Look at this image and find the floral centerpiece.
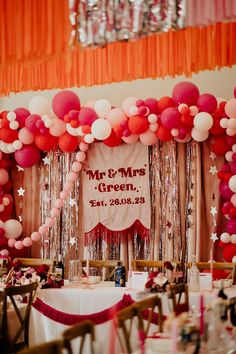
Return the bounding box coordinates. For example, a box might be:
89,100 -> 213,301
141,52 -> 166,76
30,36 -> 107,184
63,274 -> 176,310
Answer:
5,259 -> 63,288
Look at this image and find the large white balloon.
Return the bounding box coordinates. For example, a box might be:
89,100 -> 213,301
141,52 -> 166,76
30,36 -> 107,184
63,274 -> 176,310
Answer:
229,175 -> 236,193
193,112 -> 213,131
66,123 -> 83,137
28,96 -> 50,116
91,119 -> 112,140
220,232 -> 231,243
4,219 -> 23,239
191,127 -> 209,142
94,99 -> 111,118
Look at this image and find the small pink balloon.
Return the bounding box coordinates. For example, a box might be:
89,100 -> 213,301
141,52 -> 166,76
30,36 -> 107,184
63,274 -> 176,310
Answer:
49,118 -> 66,137
0,169 -> 9,185
123,129 -> 131,137
45,217 -> 54,227
139,130 -> 158,145
72,162 -> 82,172
0,249 -> 9,256
79,107 -> 97,126
14,107 -> 30,128
31,231 -> 41,242
76,151 -> 86,162
50,208 -> 60,218
225,99 -> 236,118
122,97 -> 139,117
60,190 -> 69,200
64,181 -> 73,192
54,199 -> 64,208
8,238 -> 16,247
25,114 -> 41,133
15,240 -> 24,249
106,108 -> 127,128
18,127 -> 35,145
79,142 -> 89,152
122,134 -> 139,144
0,205 -> 4,212
67,172 -> 78,182
23,237 -> 33,247
38,225 -> 48,235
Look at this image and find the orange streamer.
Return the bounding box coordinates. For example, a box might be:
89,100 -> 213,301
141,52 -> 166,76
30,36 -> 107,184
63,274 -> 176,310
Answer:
0,0 -> 236,96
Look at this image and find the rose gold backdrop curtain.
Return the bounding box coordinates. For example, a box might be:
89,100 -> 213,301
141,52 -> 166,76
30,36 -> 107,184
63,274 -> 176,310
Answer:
11,142 -> 224,273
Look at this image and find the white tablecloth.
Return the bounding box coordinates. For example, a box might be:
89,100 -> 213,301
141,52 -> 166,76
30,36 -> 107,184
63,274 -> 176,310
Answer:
29,283 -> 236,354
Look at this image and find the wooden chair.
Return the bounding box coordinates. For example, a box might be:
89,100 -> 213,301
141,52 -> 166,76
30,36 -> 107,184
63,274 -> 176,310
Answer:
115,295 -> 163,354
132,260 -> 180,274
167,283 -> 189,315
187,262 -> 236,283
80,260 -> 122,281
14,258 -> 55,273
18,340 -> 63,354
62,319 -> 95,354
1,282 -> 38,354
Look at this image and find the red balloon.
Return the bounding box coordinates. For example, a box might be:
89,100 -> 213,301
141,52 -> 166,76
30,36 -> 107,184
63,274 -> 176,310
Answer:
128,116 -> 149,134
229,207 -> 236,218
0,202 -> 13,221
103,130 -> 122,147
14,107 -> 30,128
172,81 -> 200,106
144,98 -> 158,114
210,118 -> 225,136
156,125 -> 172,141
52,91 -> 81,120
157,97 -> 175,113
161,108 -> 181,129
222,244 -> 236,262
2,179 -> 13,193
209,135 -> 231,156
58,133 -> 78,152
0,234 -> 7,247
202,269 -> 228,280
25,114 -> 41,134
219,180 -> 234,201
0,128 -> 18,143
181,114 -> 194,127
113,124 -> 123,138
14,144 -> 41,168
197,93 -> 217,113
35,133 -> 58,151
0,159 -> 10,169
0,117 -> 10,128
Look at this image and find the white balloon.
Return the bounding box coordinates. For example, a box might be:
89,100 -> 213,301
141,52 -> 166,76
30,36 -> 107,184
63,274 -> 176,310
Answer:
189,106 -> 198,116
0,141 -> 10,154
129,106 -> 138,116
229,175 -> 236,193
44,118 -> 53,128
194,112 -> 213,131
225,151 -> 233,162
228,118 -> 236,129
7,111 -> 16,121
91,119 -> 112,140
232,144 -> 236,153
9,121 -> 19,130
220,118 -> 229,128
28,96 -> 50,116
94,99 -> 111,118
149,123 -> 158,132
7,144 -> 16,153
232,256 -> 236,263
84,134 -> 94,144
66,123 -> 83,137
148,114 -> 157,124
191,127 -> 209,142
231,234 -> 236,244
171,129 -> 179,137
13,140 -> 23,150
4,219 -> 23,239
226,128 -> 236,136
220,232 -> 231,243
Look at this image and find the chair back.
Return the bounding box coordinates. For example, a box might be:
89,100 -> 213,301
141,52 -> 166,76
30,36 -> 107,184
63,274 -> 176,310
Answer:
63,319 -> 95,354
80,260 -> 122,281
132,260 -> 180,272
167,283 -> 189,315
14,258 -> 55,273
115,295 -> 163,353
1,282 -> 38,354
17,340 -> 63,354
188,262 -> 236,283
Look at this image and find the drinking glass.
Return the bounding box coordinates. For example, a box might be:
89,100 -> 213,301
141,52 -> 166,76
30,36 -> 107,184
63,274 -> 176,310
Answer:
69,260 -> 82,282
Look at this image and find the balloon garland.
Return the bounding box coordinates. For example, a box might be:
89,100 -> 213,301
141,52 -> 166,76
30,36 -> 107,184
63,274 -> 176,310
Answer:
0,81 -> 236,262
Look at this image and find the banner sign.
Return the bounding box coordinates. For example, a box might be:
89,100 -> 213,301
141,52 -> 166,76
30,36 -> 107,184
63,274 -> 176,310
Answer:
82,142 -> 150,234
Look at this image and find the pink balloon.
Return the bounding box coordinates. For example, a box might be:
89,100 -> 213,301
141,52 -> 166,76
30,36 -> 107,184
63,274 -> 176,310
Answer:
144,98 -> 158,114
139,130 -> 158,145
219,180 -> 234,201
76,151 -> 86,162
8,238 -> 16,247
72,162 -> 82,172
67,172 -> 78,182
54,199 -> 64,208
225,99 -> 236,118
122,97 -> 138,117
161,108 -> 181,129
197,93 -> 217,113
49,118 -> 66,137
0,249 -> 9,256
122,134 -> 139,144
64,181 -> 73,191
31,231 -> 41,241
221,163 -> 231,173
172,81 -> 200,106
234,87 -> 236,99
14,144 -> 41,168
60,191 -> 69,200
45,217 -> 54,227
79,142 -> 89,152
0,169 -> 9,185
106,108 -> 127,128
79,107 -> 97,126
15,240 -> 24,250
23,237 -> 33,247
50,208 -> 60,218
18,127 -> 34,145
231,162 -> 236,174
38,225 -> 48,235
25,114 -> 41,133
52,90 -> 80,119
226,219 -> 236,234
14,107 -> 30,128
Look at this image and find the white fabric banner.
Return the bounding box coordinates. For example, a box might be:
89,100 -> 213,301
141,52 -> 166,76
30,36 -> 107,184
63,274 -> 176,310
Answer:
82,142 -> 151,233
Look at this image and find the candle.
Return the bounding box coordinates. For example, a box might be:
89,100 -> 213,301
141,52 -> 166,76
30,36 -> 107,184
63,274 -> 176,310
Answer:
200,293 -> 204,336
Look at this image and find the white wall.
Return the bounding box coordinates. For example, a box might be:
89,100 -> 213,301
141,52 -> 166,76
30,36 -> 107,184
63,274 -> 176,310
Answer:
0,66 -> 235,110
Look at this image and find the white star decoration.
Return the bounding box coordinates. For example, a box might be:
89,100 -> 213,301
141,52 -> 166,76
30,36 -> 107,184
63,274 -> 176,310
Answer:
17,187 -> 25,196
17,165 -> 24,171
69,198 -> 77,207
42,156 -> 50,165
210,233 -> 218,242
209,166 -> 218,175
69,237 -> 77,246
210,207 -> 217,216
210,152 -> 216,160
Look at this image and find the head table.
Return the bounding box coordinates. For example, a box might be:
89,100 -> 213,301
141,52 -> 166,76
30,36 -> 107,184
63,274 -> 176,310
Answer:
28,282 -> 236,353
